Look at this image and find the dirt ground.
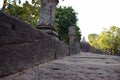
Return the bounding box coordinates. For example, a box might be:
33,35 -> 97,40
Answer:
1,52 -> 120,80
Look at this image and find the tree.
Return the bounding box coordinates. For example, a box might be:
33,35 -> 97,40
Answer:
88,34 -> 99,49
89,26 -> 120,54
75,25 -> 81,42
97,26 -> 120,54
55,6 -> 81,44
2,0 -> 39,27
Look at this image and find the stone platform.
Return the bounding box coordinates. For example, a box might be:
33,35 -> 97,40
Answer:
1,52 -> 120,80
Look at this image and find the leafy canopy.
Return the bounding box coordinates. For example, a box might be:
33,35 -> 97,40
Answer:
55,6 -> 81,44
88,26 -> 120,54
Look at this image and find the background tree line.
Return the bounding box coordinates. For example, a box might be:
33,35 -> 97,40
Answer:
88,26 -> 120,55
1,0 -> 81,45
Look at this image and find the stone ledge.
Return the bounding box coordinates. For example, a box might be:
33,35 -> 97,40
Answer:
0,11 -> 69,77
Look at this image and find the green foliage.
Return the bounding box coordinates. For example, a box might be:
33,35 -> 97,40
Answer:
88,34 -> 99,49
21,1 -> 39,26
74,26 -> 81,41
88,34 -> 98,46
2,0 -> 39,27
88,26 -> 120,54
55,6 -> 81,44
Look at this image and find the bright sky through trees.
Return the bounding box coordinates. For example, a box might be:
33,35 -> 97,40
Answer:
0,0 -> 120,41
58,0 -> 120,41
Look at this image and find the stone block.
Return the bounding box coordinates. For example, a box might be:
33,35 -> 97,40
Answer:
0,11 -> 70,77
0,11 -> 55,77
54,40 -> 69,59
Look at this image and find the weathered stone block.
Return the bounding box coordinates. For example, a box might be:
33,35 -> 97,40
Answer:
0,11 -> 55,77
69,43 -> 80,55
0,11 -> 73,77
55,40 -> 69,59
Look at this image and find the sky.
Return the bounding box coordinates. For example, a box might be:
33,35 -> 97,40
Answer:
0,0 -> 120,41
58,0 -> 120,41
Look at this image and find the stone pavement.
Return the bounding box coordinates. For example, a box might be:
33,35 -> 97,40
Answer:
1,52 -> 120,80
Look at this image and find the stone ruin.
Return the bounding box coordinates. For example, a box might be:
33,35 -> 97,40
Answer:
36,0 -> 59,39
0,0 -> 80,77
69,26 -> 80,54
0,11 -> 69,77
80,37 -> 90,52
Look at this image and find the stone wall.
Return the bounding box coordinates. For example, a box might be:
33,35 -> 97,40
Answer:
0,11 -> 69,77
